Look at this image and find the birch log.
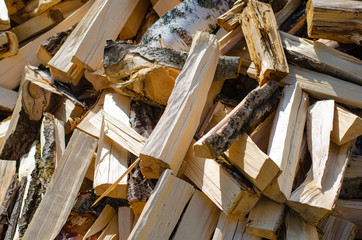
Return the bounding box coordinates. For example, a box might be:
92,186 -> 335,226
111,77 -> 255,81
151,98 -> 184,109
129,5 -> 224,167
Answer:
139,31 -> 219,179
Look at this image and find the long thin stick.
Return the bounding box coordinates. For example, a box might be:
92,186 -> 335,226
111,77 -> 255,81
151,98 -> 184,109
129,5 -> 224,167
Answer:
92,157 -> 141,206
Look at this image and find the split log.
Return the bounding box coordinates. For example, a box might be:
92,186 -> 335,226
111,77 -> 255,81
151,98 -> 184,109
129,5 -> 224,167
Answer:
97,213 -> 118,240
275,0 -> 303,25
263,85 -> 308,203
0,86 -> 17,115
84,67 -> 109,91
193,80 -> 279,159
139,31 -> 219,179
183,142 -> 260,219
307,100 -> 335,189
0,160 -> 16,204
0,119 -> 10,146
0,66 -> 62,161
36,25 -> 75,66
118,207 -> 134,240
249,111 -> 275,154
218,27 -> 244,55
287,141 -> 354,225
339,155 -> 362,199
217,0 -> 247,32
285,210 -> 318,240
173,190 -> 220,240
246,197 -> 284,240
241,0 -> 289,85
333,199 -> 362,239
306,0 -> 362,45
0,0 -> 10,30
0,0 -> 93,90
83,204 -> 116,239
103,40 -> 240,106
128,170 -> 195,240
332,105 -> 362,146
135,8 -> 159,43
153,0 -> 181,17
280,31 -> 362,86
320,216 -> 358,240
279,65 -> 362,109
31,0 -> 62,16
0,31 -> 18,59
139,0 -> 234,51
224,133 -> 280,192
23,129 -> 97,240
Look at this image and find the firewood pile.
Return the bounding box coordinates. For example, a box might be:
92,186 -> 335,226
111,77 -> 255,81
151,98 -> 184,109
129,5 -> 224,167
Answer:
0,0 -> 362,239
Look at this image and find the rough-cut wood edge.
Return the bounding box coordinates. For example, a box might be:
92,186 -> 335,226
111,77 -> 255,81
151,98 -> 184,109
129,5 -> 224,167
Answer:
0,31 -> 18,59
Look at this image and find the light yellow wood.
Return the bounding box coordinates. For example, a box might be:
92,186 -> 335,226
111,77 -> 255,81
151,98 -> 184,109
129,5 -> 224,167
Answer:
139,31 -> 219,179
217,0 -> 247,32
287,141 -> 354,225
53,118 -> 65,167
23,129 -> 98,240
0,31 -> 18,58
0,86 -> 17,111
212,213 -> 239,240
118,207 -> 134,240
0,0 -> 10,30
128,170 -> 195,240
97,213 -> 119,240
54,96 -> 85,134
153,0 -> 181,17
333,199 -> 362,239
0,0 -> 93,90
85,68 -> 111,90
246,197 -> 284,240
83,205 -> 116,239
0,159 -> 16,204
331,105 -> 362,145
249,111 -> 275,154
173,190 -> 220,240
320,216 -> 358,240
285,210 -> 318,240
225,133 -> 280,192
219,27 -> 244,55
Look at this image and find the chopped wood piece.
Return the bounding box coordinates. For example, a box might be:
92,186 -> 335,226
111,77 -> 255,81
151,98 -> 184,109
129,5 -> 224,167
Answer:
241,0 -> 289,85
194,80 -> 279,159
306,0 -> 362,45
153,0 -> 181,17
140,0 -> 234,50
285,210 -> 318,240
31,0 -> 62,15
218,27 -> 244,55
36,25 -> 74,66
83,205 -> 116,239
184,142 -> 259,219
118,207 -> 133,240
212,212 -> 238,240
128,170 -> 195,240
275,0 -> 303,25
217,0 -> 247,32
0,86 -> 17,114
333,199 -> 362,239
0,119 -> 10,146
53,118 -> 65,167
320,216 -> 358,240
0,31 -> 18,59
332,105 -> 362,145
139,31 -> 219,179
103,40 -> 240,106
23,129 -> 97,240
279,65 -> 362,109
249,111 -> 275,154
287,141 -> 354,225
340,155 -> 362,199
0,0 -> 93,90
84,67 -> 110,91
0,0 -> 10,30
173,190 -> 220,240
246,197 -> 284,240
307,100 -> 334,189
97,213 -> 118,240
0,160 -> 16,205
0,66 -> 62,161
225,133 -> 280,191
280,31 -> 362,86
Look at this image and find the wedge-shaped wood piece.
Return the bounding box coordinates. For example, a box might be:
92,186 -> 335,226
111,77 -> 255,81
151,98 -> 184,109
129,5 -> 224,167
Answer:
218,27 -> 244,55
0,0 -> 10,30
0,0 -> 93,90
246,197 -> 284,240
332,105 -> 362,145
225,133 -> 280,191
285,210 -> 318,240
249,111 -> 275,154
139,31 -> 219,179
53,118 -> 65,167
279,65 -> 362,109
333,199 -> 362,239
0,160 -> 16,204
0,66 -> 62,161
128,169 -> 195,240
153,0 -> 181,17
118,207 -> 133,240
320,216 -> 358,240
287,141 -> 354,225
98,213 -> 118,240
307,100 -> 334,189
194,80 -> 279,159
184,143 -> 259,219
217,0 -> 247,32
83,205 -> 116,240
340,155 -> 362,199
23,129 -> 97,240
306,0 -> 362,45
241,0 -> 289,85
280,31 -> 362,86
0,31 -> 18,59
173,190 -> 220,240
0,86 -> 17,112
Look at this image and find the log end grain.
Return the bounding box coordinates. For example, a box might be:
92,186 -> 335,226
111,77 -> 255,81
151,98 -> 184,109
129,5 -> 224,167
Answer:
139,154 -> 170,179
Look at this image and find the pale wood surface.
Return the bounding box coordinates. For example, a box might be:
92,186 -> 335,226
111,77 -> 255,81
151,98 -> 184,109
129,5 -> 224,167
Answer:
0,0 -> 93,89
54,96 -> 85,134
0,118 -> 10,147
212,213 -> 239,240
0,86 -> 17,111
32,0 -> 62,15
276,0 -> 303,25
118,207 -> 133,240
53,118 -> 65,167
83,205 -> 116,239
173,190 -> 220,240
0,160 -> 16,204
128,170 -> 195,240
217,0 -> 247,32
98,213 -> 118,240
331,105 -> 362,145
0,31 -> 18,58
320,216 -> 358,240
333,199 -> 362,239
285,210 -> 318,240
0,0 -> 10,30
307,100 -> 334,189
140,31 -> 219,179
153,0 -> 181,17
119,0 -> 149,40
23,130 -> 97,240
249,111 -> 275,154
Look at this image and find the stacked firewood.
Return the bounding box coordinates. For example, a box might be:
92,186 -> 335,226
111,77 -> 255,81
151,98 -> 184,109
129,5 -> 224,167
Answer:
0,0 -> 361,239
